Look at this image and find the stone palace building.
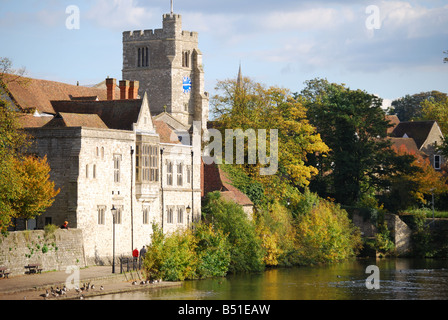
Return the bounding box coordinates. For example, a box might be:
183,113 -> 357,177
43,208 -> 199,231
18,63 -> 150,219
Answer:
4,11 -> 213,265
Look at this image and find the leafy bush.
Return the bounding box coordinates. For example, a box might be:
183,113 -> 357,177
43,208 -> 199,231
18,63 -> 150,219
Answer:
195,223 -> 231,278
202,192 -> 264,273
255,201 -> 296,266
220,164 -> 265,206
373,222 -> 395,255
294,197 -> 362,265
143,224 -> 198,281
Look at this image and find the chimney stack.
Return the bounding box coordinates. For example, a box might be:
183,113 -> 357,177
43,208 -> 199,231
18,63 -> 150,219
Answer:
129,81 -> 140,99
119,80 -> 130,100
106,78 -> 116,101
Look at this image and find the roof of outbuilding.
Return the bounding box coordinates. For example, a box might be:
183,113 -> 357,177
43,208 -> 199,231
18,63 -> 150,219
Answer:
2,74 -> 119,114
202,163 -> 253,207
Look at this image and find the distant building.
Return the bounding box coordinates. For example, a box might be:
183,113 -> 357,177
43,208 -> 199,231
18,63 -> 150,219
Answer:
387,116 -> 445,170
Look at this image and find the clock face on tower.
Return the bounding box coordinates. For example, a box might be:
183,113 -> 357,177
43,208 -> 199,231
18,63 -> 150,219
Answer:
182,76 -> 192,93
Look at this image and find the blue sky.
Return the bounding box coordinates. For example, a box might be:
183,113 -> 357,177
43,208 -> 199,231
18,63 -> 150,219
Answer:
1,0 -> 448,108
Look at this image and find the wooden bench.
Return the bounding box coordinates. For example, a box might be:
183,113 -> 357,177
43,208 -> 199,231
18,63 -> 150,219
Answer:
0,267 -> 10,279
25,264 -> 42,275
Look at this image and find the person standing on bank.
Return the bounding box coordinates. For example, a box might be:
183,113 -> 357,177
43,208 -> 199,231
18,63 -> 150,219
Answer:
139,246 -> 146,268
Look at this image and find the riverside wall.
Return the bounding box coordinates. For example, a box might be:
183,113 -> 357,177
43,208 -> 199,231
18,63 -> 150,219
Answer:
0,229 -> 86,277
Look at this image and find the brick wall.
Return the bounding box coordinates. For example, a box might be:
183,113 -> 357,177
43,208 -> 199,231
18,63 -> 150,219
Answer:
0,229 -> 86,277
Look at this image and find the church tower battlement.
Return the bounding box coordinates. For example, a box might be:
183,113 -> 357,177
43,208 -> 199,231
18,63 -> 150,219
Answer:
122,9 -> 209,132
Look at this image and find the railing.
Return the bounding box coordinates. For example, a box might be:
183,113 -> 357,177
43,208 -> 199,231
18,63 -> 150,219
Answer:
119,256 -> 143,274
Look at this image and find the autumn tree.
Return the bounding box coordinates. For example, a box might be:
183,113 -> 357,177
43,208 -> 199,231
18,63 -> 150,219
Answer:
12,156 -> 60,223
211,77 -> 329,203
383,145 -> 448,212
388,91 -> 447,122
0,58 -> 59,233
300,78 -> 416,206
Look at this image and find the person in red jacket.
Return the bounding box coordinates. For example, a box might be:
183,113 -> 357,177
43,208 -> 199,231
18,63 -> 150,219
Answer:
132,248 -> 139,269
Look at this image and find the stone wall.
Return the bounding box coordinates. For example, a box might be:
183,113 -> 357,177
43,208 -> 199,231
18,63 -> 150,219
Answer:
385,214 -> 413,256
0,229 -> 86,277
351,210 -> 413,256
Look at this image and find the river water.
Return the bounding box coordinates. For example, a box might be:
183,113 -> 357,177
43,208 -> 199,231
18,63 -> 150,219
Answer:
90,258 -> 448,300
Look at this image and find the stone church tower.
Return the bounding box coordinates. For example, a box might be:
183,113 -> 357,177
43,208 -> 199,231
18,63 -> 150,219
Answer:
122,11 -> 209,131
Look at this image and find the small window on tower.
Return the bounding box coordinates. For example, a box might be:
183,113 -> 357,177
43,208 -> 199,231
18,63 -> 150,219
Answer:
137,47 -> 149,68
182,51 -> 190,68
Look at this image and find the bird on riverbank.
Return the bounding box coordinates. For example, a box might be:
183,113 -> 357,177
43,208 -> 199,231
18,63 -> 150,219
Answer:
40,290 -> 49,299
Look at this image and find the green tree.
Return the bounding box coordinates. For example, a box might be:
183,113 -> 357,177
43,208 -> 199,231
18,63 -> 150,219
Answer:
300,78 -> 414,206
194,223 -> 231,278
211,77 -> 329,202
419,96 -> 448,134
388,91 -> 447,122
202,191 -> 264,273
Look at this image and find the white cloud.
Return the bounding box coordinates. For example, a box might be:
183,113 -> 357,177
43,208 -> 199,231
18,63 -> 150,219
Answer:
380,1 -> 448,38
263,7 -> 355,31
85,0 -> 159,30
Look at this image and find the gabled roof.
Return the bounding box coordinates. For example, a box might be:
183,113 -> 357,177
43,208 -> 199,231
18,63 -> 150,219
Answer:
152,111 -> 190,131
50,99 -> 143,131
43,113 -> 108,129
391,121 -> 438,149
2,74 -> 119,114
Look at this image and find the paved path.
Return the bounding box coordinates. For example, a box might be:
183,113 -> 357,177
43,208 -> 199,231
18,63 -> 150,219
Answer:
0,266 -> 179,300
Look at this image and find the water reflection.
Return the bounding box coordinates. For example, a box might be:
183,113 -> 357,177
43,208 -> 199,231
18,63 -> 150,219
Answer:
90,258 -> 448,300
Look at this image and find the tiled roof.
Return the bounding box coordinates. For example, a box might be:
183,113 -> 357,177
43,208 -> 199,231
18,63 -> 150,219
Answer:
16,113 -> 53,128
43,113 -> 108,129
50,99 -> 143,131
385,115 -> 400,135
153,120 -> 181,144
2,74 -> 119,114
202,163 -> 253,207
389,137 -> 420,155
391,121 -> 437,149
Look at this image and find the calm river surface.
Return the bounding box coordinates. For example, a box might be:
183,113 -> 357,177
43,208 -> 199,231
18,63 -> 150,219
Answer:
90,258 -> 448,300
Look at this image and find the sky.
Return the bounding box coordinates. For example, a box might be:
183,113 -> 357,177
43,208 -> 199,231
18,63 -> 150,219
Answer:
1,0 -> 448,109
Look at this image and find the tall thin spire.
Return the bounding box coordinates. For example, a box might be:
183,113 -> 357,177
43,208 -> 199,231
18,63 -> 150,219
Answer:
170,0 -> 174,15
237,62 -> 243,89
